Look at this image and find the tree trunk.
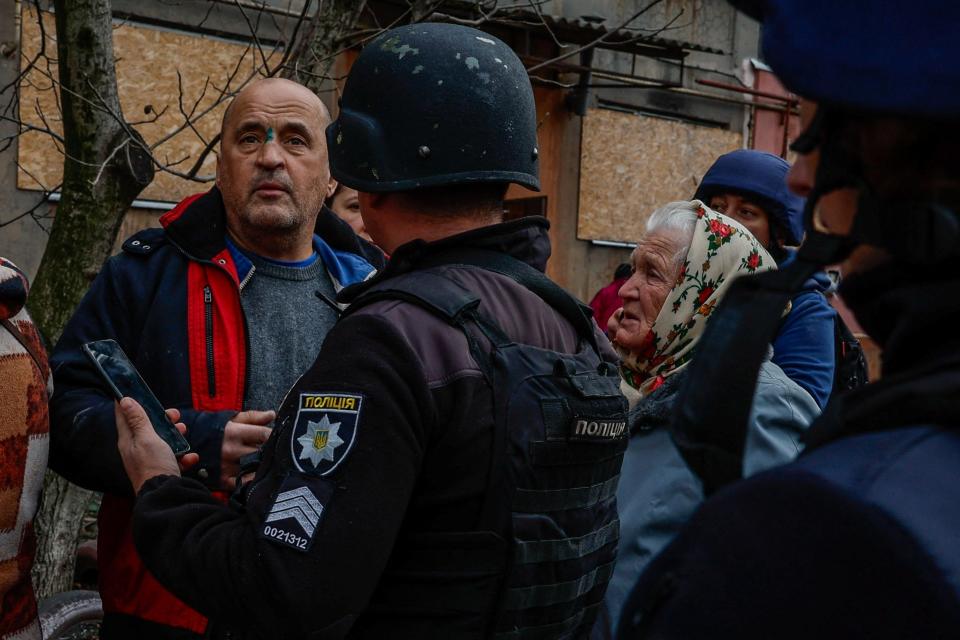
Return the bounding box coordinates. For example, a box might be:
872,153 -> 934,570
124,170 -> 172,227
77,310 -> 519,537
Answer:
283,0 -> 367,94
31,476 -> 93,598
30,0 -> 154,599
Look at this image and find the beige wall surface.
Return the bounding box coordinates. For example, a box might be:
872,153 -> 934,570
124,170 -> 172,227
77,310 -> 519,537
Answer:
18,5 -> 278,203
577,107 -> 742,244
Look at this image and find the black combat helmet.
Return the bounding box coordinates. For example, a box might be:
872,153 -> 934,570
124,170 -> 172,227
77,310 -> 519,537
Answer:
327,23 -> 540,193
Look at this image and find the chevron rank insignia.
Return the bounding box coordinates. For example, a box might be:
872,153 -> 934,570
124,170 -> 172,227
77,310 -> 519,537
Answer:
290,392 -> 362,476
260,474 -> 334,552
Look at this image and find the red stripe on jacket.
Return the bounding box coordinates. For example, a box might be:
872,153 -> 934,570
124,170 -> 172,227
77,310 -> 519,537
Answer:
98,248 -> 246,634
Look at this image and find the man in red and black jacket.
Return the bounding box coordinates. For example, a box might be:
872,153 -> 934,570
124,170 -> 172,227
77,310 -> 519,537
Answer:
49,78 -> 382,640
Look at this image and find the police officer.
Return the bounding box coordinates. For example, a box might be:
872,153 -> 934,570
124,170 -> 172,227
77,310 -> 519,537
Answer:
616,1 -> 960,638
115,23 -> 628,639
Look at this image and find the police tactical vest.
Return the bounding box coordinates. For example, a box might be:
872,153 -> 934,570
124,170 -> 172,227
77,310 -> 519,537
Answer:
345,250 -> 628,638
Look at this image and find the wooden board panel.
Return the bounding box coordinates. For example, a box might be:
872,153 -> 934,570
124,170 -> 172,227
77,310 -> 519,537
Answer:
577,107 -> 742,243
18,5 -> 280,202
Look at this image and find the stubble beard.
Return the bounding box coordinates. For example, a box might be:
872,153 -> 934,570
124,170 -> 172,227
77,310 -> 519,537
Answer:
241,196 -> 304,232
221,168 -> 325,253
232,197 -> 313,255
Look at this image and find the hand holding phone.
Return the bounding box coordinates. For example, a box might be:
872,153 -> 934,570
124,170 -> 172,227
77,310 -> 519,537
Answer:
115,398 -> 199,494
83,339 -> 191,456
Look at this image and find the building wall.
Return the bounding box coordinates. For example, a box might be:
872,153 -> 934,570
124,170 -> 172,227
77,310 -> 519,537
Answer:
538,0 -> 761,302
577,107 -> 742,244
503,86 -> 634,298
0,0 -> 51,278
749,66 -> 800,158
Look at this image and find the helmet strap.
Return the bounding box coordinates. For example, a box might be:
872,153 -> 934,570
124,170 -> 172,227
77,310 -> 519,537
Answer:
794,107 -> 862,265
796,107 -> 960,267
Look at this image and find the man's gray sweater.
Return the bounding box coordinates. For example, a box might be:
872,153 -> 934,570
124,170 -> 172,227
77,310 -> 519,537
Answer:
240,253 -> 339,412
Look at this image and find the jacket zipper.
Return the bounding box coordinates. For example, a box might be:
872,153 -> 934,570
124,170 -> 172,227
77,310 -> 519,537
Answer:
165,235 -> 243,404
238,264 -> 256,291
238,267 -> 253,406
203,286 -> 216,397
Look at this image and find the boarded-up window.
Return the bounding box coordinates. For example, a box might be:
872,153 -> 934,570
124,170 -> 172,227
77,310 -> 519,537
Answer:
18,5 -> 279,203
577,107 -> 742,243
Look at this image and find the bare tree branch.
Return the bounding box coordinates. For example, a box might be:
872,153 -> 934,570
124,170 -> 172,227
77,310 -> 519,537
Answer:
232,0 -> 272,71
270,0 -> 315,77
3,0 -> 300,190
182,132 -> 222,180
0,0 -> 48,98
0,113 -> 65,145
0,189 -> 57,231
641,8 -> 685,39
177,71 -> 213,145
197,0 -> 218,30
525,0 -> 667,73
0,158 -> 59,232
90,139 -> 128,187
527,0 -> 563,47
126,103 -> 169,127
528,74 -> 577,89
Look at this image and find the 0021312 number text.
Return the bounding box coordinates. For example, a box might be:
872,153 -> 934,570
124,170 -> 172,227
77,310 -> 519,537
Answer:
263,525 -> 308,549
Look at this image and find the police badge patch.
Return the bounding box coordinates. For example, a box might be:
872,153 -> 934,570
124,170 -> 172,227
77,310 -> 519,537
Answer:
290,392 -> 362,476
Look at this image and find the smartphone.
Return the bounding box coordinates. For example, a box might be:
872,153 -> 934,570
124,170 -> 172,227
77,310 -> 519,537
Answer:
82,339 -> 191,456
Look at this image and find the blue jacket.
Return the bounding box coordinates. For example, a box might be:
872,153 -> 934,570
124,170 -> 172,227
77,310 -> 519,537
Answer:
48,187 -> 381,635
601,358 -> 819,634
773,255 -> 836,408
617,427 -> 960,639
616,272 -> 960,639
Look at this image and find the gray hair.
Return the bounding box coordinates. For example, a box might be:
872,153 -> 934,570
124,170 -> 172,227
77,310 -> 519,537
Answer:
643,200 -> 702,269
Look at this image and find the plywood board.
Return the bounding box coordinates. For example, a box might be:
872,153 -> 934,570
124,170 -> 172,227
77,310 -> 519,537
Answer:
577,107 -> 742,243
18,6 -> 281,202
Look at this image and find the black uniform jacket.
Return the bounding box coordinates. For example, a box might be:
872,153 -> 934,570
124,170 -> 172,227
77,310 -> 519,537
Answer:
132,218 -> 615,638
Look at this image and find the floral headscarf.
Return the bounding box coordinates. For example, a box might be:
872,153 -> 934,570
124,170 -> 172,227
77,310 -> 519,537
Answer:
616,202 -> 775,396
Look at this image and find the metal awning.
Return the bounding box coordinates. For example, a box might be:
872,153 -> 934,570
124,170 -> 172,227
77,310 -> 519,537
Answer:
464,6 -> 726,98
365,1 -> 724,61
362,1 -> 728,110
500,11 -> 726,60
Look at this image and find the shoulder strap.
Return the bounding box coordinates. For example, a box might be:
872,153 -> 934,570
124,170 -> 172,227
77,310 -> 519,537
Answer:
344,263 -> 512,541
343,269 -> 482,323
670,254 -> 825,495
344,267 -> 512,377
420,248 -> 601,353
1,318 -> 46,375
345,248 -> 601,353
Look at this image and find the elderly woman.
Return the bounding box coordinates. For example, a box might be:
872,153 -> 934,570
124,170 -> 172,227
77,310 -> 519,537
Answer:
600,200 -> 819,633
